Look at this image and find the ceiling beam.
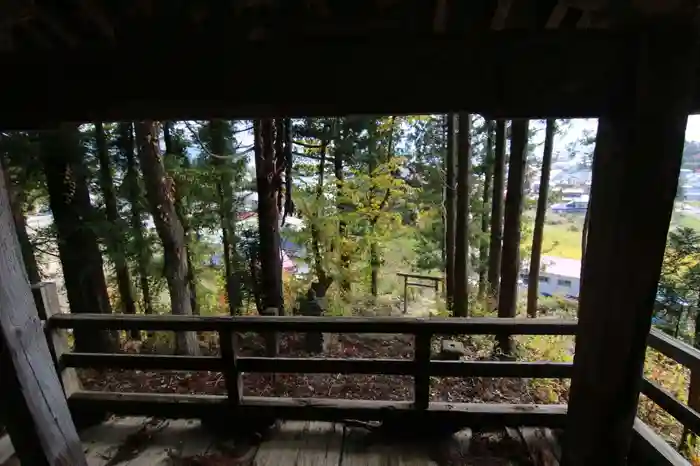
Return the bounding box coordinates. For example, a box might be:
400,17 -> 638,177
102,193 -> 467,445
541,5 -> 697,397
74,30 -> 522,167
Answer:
0,31 -> 649,128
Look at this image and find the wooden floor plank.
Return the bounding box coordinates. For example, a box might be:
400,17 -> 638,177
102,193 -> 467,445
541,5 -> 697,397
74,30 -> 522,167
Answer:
0,435 -> 14,465
253,421 -> 312,466
81,416 -> 152,466
124,419 -> 212,466
433,428 -> 472,465
519,427 -> 560,466
295,422 -> 343,466
542,428 -> 562,461
342,427 -> 437,466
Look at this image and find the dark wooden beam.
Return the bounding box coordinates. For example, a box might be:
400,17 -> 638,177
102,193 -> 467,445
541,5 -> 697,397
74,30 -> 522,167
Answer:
48,312 -> 578,335
0,161 -> 86,465
630,418 -> 690,466
67,391 -> 568,427
641,378 -> 700,436
648,328 -> 700,372
0,31 -> 629,129
62,352 -> 573,378
563,18 -> 699,466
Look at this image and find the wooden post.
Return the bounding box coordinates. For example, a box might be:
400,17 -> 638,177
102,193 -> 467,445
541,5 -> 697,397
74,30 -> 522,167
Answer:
414,331 -> 431,410
0,162 -> 86,465
219,330 -> 242,406
403,275 -> 408,315
563,12 -> 698,466
33,282 -> 82,398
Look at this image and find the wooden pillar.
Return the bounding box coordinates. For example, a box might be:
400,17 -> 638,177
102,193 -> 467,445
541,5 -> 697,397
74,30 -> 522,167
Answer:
0,161 -> 86,465
563,12 -> 698,466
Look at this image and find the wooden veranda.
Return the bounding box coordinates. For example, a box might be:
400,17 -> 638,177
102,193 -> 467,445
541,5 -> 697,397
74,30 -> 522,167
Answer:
0,1 -> 698,465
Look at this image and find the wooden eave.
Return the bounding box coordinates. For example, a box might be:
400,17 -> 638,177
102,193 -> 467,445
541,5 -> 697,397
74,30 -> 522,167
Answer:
0,0 -> 695,128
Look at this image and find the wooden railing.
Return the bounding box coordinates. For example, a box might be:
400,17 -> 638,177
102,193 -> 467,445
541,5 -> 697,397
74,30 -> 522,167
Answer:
29,282 -> 696,464
397,272 -> 442,314
33,282 -> 574,427
633,329 -> 700,465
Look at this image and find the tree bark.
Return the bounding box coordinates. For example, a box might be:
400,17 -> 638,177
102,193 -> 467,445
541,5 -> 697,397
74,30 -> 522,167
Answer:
477,120 -> 494,302
41,124 -> 116,353
119,123 -> 154,316
444,113 -> 457,311
210,120 -> 240,316
497,119 -> 529,356
283,118 -> 295,220
487,120 -> 507,311
95,123 -> 139,338
526,119 -> 555,318
335,124 -> 350,294
254,119 -> 284,314
163,122 -> 199,316
135,121 -> 199,356
454,113 -> 471,317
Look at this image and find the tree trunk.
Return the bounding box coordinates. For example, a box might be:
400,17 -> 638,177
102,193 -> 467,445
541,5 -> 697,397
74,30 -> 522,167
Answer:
95,123 -> 139,338
526,119 -> 555,318
2,163 -> 41,284
210,120 -> 240,316
487,121 -> 507,311
477,120 -> 494,302
163,122 -> 199,316
119,123 -> 154,316
444,113 -> 457,311
367,117 -> 398,299
454,113 -> 471,317
310,138 -> 333,294
283,118 -> 295,219
135,121 -> 199,356
41,124 -> 116,353
335,124 -> 351,294
497,119 -> 529,356
254,119 -> 284,314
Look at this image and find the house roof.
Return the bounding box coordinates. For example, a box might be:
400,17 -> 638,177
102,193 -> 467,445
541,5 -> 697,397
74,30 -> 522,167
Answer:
540,256 -> 582,280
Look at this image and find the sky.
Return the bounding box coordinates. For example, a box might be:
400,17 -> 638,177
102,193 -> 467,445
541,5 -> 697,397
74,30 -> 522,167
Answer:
232,115 -> 700,168
557,116 -> 700,152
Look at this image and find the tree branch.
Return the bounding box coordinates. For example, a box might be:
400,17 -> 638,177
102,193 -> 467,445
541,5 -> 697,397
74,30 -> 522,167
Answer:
371,116 -> 398,226
184,121 -> 252,159
293,140 -> 324,149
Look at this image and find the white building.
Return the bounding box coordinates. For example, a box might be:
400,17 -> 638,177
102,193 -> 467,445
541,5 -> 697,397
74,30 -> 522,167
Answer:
520,255 -> 581,300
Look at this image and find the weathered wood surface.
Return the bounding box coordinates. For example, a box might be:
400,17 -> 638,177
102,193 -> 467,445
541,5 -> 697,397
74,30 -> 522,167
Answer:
1,416 -> 669,466
49,312 -> 578,335
0,417 -> 568,466
564,12 -> 700,466
67,391 -> 568,428
0,157 -> 85,465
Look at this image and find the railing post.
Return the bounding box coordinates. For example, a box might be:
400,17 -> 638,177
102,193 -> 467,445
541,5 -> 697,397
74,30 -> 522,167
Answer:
32,282 -> 82,398
219,330 -> 242,407
261,307 -> 280,357
403,276 -> 408,315
414,330 -> 431,410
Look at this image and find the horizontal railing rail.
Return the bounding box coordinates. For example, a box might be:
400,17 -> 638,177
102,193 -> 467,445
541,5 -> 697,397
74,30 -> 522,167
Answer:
48,313 -> 578,335
30,282 -> 693,464
43,309 -> 577,427
645,329 -> 700,439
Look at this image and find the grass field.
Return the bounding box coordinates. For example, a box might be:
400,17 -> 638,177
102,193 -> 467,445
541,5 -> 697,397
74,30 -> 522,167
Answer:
526,210 -> 700,260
